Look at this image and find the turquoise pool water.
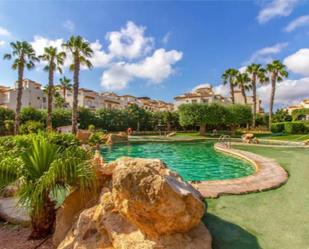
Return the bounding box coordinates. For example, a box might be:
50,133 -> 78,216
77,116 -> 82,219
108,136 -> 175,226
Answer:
101,141 -> 255,181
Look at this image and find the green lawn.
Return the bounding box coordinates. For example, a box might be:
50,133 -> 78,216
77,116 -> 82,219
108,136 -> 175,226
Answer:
260,134 -> 309,142
204,145 -> 309,249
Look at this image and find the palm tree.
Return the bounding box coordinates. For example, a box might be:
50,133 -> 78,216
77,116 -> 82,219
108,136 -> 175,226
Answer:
266,60 -> 288,128
0,135 -> 96,239
39,47 -> 66,131
222,68 -> 238,104
236,72 -> 251,104
3,41 -> 39,134
246,64 -> 267,128
59,76 -> 72,103
62,36 -> 93,134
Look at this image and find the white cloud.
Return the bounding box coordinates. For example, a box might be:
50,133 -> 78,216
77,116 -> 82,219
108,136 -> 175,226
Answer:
257,0 -> 300,24
246,42 -> 288,64
0,27 -> 11,36
63,20 -> 75,33
162,32 -> 171,45
283,48 -> 309,76
101,48 -> 182,90
0,40 -> 5,47
89,40 -> 112,68
214,84 -> 230,97
239,66 -> 247,73
285,15 -> 309,32
257,77 -> 309,108
106,21 -> 154,59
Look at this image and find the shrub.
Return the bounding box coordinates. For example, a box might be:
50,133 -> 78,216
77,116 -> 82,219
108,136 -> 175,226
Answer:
271,122 -> 285,133
46,132 -> 79,148
88,124 -> 95,132
284,122 -> 306,134
4,120 -> 14,134
20,107 -> 46,124
19,120 -> 45,134
88,132 -> 105,146
0,107 -> 15,135
52,109 -> 71,128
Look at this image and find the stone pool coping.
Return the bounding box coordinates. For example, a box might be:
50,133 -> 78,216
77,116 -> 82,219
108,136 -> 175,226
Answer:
193,143 -> 289,198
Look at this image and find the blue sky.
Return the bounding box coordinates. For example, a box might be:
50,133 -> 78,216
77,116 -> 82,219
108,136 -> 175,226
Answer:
0,0 -> 309,109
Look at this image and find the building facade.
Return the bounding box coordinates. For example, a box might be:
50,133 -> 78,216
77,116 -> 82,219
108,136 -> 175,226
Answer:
234,90 -> 264,114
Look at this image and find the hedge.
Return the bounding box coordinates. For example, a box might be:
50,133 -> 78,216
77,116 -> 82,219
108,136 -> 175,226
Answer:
271,122 -> 307,134
292,108 -> 309,121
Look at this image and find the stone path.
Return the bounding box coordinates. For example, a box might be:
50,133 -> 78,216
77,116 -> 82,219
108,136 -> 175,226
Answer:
0,197 -> 30,227
195,143 -> 288,198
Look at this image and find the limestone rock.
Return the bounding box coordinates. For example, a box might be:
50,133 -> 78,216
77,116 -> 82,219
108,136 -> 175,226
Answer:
57,157 -> 211,249
76,130 -> 92,144
112,157 -> 205,237
0,197 -> 30,227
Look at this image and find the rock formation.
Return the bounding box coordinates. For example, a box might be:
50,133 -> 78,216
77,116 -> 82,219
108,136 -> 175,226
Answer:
56,157 -> 212,249
105,132 -> 128,144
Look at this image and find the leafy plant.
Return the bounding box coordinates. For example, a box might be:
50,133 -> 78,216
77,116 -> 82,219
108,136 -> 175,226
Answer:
19,120 -> 45,134
0,134 -> 96,239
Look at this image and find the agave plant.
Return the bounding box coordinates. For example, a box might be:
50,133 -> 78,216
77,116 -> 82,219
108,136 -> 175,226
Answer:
0,134 -> 96,239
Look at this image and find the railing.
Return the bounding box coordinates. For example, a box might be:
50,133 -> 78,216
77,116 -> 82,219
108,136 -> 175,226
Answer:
218,135 -> 231,148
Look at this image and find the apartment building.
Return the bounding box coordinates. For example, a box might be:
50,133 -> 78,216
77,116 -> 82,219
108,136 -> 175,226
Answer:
286,99 -> 309,120
174,86 -> 228,110
234,90 -> 264,114
0,79 -> 46,110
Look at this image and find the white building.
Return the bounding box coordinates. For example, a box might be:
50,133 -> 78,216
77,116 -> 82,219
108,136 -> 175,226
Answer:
234,90 -> 264,114
0,79 -> 46,110
174,86 -> 227,110
286,99 -> 309,120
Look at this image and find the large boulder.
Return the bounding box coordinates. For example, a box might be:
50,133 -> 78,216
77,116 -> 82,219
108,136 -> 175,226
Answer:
56,157 -> 212,249
112,157 -> 205,237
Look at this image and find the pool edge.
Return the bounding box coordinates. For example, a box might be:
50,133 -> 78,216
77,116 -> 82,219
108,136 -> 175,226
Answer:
194,143 -> 289,198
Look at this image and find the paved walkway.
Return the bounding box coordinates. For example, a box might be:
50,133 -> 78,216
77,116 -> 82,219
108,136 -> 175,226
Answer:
195,143 -> 288,198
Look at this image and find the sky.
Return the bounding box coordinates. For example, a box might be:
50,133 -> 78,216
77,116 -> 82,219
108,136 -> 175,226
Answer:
0,0 -> 309,110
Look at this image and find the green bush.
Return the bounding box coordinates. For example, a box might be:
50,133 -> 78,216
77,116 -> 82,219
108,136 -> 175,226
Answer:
46,132 -> 79,148
0,107 -> 15,135
19,120 -> 45,134
52,109 -> 71,128
88,132 -> 105,146
284,122 -> 306,134
271,123 -> 285,133
20,107 -> 46,124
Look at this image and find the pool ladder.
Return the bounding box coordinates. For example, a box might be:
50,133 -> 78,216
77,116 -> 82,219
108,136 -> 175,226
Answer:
218,135 -> 231,148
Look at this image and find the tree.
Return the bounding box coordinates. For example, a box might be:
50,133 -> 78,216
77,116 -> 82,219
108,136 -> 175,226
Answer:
226,104 -> 252,128
3,41 -> 39,134
0,135 -> 96,239
266,60 -> 288,128
62,36 -> 93,134
273,108 -> 292,123
236,72 -> 251,104
39,47 -> 66,130
59,76 -> 72,103
246,64 -> 268,128
222,68 -> 238,104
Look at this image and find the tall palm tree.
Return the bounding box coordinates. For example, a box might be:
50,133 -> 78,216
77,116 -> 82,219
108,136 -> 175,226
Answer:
236,72 -> 251,104
59,76 -> 72,103
39,47 -> 66,130
246,64 -> 267,128
0,135 -> 96,239
3,41 -> 39,134
62,36 -> 93,134
222,68 -> 238,104
266,60 -> 288,128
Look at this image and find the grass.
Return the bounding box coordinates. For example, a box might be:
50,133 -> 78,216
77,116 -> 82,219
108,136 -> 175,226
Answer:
260,134 -> 309,142
204,145 -> 309,249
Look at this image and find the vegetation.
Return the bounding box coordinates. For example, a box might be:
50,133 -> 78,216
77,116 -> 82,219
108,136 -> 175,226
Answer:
62,36 -> 94,134
271,121 -> 308,134
0,133 -> 95,239
0,107 -> 15,135
205,145 -> 309,249
272,108 -> 292,123
39,46 -> 66,130
266,60 -> 288,128
178,103 -> 252,135
3,41 -> 39,134
58,76 -> 72,104
235,72 -> 251,104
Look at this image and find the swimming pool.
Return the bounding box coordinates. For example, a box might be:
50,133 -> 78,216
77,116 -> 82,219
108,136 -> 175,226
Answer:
101,141 -> 255,181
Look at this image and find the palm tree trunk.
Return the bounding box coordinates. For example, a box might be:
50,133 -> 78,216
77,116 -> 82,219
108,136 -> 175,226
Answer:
230,81 -> 235,104
241,84 -> 247,104
15,64 -> 24,135
63,88 -> 66,103
252,74 -> 257,128
47,63 -> 54,131
269,73 -> 276,129
29,194 -> 56,240
72,57 -> 80,134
